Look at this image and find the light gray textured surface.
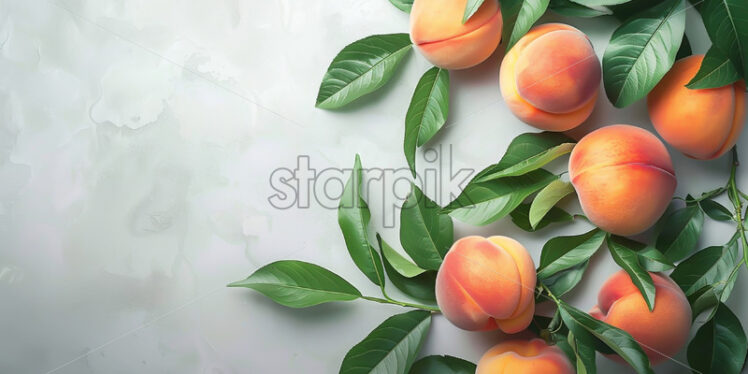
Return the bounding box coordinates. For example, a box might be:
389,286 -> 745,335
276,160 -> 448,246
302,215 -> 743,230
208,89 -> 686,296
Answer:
1,1 -> 746,373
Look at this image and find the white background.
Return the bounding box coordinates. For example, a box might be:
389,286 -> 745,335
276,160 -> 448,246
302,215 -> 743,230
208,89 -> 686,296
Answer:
1,1 -> 747,373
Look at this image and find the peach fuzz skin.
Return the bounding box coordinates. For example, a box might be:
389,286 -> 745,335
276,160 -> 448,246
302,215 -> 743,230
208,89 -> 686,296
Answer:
569,125 -> 676,236
500,23 -> 601,131
476,338 -> 574,374
590,270 -> 692,365
435,236 -> 535,333
410,0 -> 502,70
648,54 -> 746,160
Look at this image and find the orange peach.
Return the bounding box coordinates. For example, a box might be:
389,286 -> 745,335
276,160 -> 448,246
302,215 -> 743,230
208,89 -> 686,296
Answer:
476,338 -> 574,374
435,236 -> 535,333
648,55 -> 746,160
500,23 -> 601,131
568,125 -> 676,236
590,270 -> 691,365
410,0 -> 502,70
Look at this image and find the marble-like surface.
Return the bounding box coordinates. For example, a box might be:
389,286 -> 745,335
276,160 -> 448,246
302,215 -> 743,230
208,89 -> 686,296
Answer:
1,1 -> 746,373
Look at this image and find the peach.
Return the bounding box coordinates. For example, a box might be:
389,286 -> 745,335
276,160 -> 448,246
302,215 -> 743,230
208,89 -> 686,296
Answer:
500,23 -> 601,131
476,338 -> 574,374
648,55 -> 746,160
410,0 -> 502,70
590,270 -> 691,365
435,236 -> 535,333
568,125 -> 676,236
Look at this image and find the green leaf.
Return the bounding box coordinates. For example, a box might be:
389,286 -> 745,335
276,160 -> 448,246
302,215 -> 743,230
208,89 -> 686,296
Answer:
339,154 -> 385,286
499,0 -> 525,47
687,303 -> 748,374
687,46 -> 742,89
537,229 -> 606,279
379,235 -> 437,302
389,0 -> 413,13
699,0 -> 748,77
699,197 -> 734,221
549,0 -> 612,17
506,0 -> 551,51
676,34 -> 692,59
377,234 -> 426,278
541,260 -> 591,297
404,67 -> 450,176
609,0 -> 659,22
316,34 -> 413,109
410,355 -> 476,374
463,0 -> 487,23
602,0 -> 686,107
340,310 -> 432,374
510,203 -> 574,232
670,239 -> 740,296
687,268 -> 739,318
401,184 -> 453,270
636,246 -> 675,272
443,170 -> 557,225
529,179 -> 575,229
567,331 -> 597,374
228,261 -> 361,308
655,204 -> 704,262
558,301 -> 654,374
476,132 -> 575,182
607,235 -> 657,311
571,0 -> 631,5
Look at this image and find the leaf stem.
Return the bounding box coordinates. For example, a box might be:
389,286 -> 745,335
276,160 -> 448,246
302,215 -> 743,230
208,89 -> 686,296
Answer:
727,147 -> 748,267
361,295 -> 440,312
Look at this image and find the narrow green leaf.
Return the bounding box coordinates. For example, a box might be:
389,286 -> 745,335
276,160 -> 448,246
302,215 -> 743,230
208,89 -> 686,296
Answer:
443,170 -> 557,225
409,355 -> 476,374
603,0 -> 686,107
636,246 -> 675,272
377,234 -> 425,278
558,301 -> 654,374
476,132 -> 575,182
687,303 -> 748,374
500,0 -> 525,48
506,0 -> 551,51
541,260 -> 590,297
655,204 -> 704,262
510,203 -> 574,232
529,179 -> 575,229
699,0 -> 748,77
568,331 -> 596,374
687,267 -> 739,318
228,261 -> 361,308
378,235 -> 437,302
340,310 -> 432,374
339,154 -> 385,286
676,34 -> 692,59
316,34 -> 413,109
389,0 -> 414,13
687,46 -> 742,89
537,229 -> 606,279
549,0 -> 611,17
699,197 -> 734,221
670,240 -> 740,296
404,67 -> 450,176
607,235 -> 657,311
401,184 -> 453,270
463,0 -> 487,23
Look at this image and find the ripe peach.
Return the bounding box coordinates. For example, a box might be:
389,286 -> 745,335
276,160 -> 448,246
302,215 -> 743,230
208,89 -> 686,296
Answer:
410,0 -> 502,70
500,23 -> 601,131
476,338 -> 574,374
435,236 -> 535,333
648,55 -> 746,160
568,125 -> 676,236
590,270 -> 691,365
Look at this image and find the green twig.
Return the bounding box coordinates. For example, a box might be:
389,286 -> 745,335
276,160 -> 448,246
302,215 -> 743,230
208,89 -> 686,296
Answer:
727,147 -> 748,267
361,295 -> 440,312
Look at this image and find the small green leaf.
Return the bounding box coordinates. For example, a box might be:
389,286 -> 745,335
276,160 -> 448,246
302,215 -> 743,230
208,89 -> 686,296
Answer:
549,0 -> 611,17
676,34 -> 692,59
228,261 -> 361,308
670,239 -> 740,296
316,34 -> 413,109
401,184 -> 453,270
687,303 -> 748,374
699,198 -> 734,221
340,310 -> 432,374
687,46 -> 742,89
409,355 -> 476,374
379,235 -> 437,302
529,179 -> 575,229
404,67 -> 450,176
541,260 -> 590,297
636,246 -> 675,272
463,0 -> 487,23
510,203 -> 574,232
655,204 -> 704,262
476,132 -> 575,182
537,229 -> 606,279
339,155 -> 385,286
443,170 -> 557,225
389,0 -> 414,13
506,0 -> 551,51
607,235 -> 657,311
603,0 -> 686,107
699,0 -> 748,77
377,234 -> 425,278
568,331 -> 596,374
687,268 -> 739,318
558,301 -> 654,374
